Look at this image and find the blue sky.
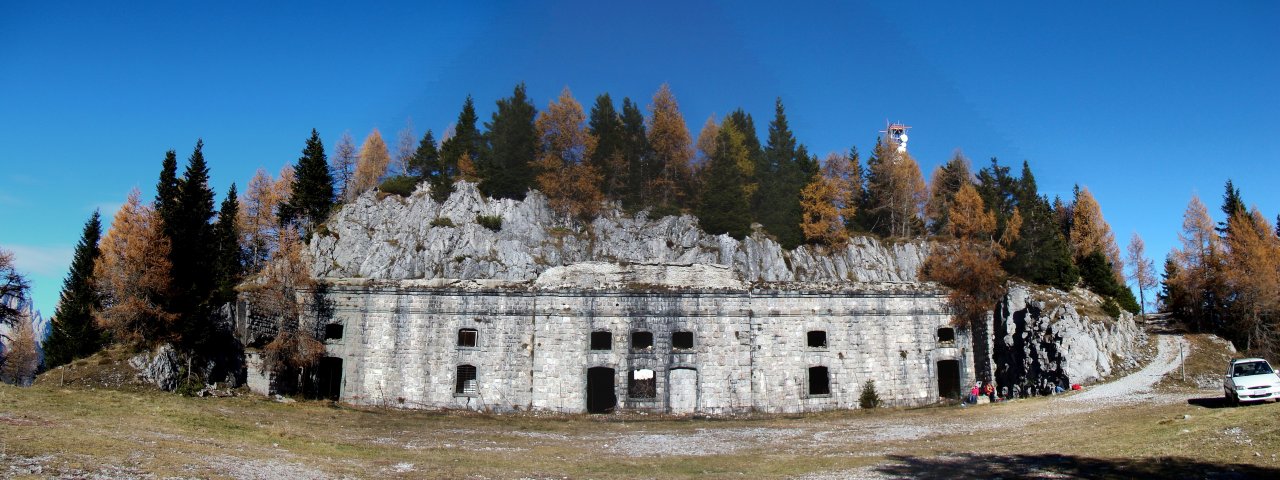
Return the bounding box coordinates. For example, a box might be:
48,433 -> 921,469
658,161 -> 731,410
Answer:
2,1 -> 1278,316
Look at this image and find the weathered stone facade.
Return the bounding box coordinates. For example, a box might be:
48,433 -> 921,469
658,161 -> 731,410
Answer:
317,278 -> 974,414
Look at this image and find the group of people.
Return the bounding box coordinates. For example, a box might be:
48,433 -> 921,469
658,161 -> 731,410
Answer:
965,382 -> 997,404
964,380 -> 1077,405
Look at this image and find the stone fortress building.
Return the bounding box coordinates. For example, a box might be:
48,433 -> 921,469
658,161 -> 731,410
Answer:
242,182 -> 1139,414
313,267 -> 972,414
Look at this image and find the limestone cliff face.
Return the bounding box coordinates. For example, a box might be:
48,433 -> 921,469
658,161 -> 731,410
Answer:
990,284 -> 1145,396
309,182 -> 929,284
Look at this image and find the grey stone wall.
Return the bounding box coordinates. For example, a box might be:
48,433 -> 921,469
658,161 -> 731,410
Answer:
319,282 -> 973,414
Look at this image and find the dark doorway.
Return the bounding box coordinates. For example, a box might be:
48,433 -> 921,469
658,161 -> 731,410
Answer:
586,367 -> 616,413
316,357 -> 343,400
808,366 -> 830,396
937,360 -> 961,400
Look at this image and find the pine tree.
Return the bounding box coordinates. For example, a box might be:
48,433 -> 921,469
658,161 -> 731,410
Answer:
1126,232 -> 1157,314
94,190 -> 176,347
645,84 -> 694,213
409,130 -> 452,202
440,95 -> 484,184
722,109 -> 763,210
155,150 -> 180,232
330,131 -> 357,202
619,97 -> 650,211
481,83 -> 538,200
350,129 -> 390,197
800,153 -> 857,247
44,210 -> 104,368
0,250 -> 29,328
696,123 -> 751,239
280,129 -> 334,231
168,140 -> 218,351
925,150 -> 973,235
862,138 -> 926,238
757,98 -> 812,248
1218,179 -> 1245,235
213,184 -> 242,306
588,93 -> 626,200
533,87 -> 602,219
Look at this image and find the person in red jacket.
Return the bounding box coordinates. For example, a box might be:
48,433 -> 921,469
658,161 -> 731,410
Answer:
983,382 -> 996,402
968,382 -> 981,404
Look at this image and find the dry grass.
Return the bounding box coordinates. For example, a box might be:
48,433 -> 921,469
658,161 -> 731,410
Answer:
2,335 -> 1278,478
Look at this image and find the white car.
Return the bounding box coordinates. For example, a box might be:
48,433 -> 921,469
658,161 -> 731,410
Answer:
1224,358 -> 1280,406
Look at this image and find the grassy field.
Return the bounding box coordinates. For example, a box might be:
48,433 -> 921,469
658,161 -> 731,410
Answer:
2,340 -> 1279,479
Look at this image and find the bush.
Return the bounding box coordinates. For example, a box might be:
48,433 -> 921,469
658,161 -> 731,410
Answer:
1102,298 -> 1121,318
429,217 -> 456,228
859,380 -> 881,409
476,215 -> 502,231
377,175 -> 418,197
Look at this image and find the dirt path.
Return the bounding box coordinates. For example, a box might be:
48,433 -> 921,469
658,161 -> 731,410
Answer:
1065,334 -> 1190,406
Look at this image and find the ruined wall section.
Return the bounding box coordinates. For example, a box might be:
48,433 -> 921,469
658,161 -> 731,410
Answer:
320,282 -> 971,414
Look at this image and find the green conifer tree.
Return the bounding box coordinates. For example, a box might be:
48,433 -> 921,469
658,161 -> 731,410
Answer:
408,130 -> 452,202
757,98 -> 810,249
588,93 -> 624,200
212,184 -> 242,306
280,129 -> 334,231
696,124 -> 752,239
619,97 -> 650,211
43,211 -> 104,368
722,109 -> 764,218
155,150 -> 180,230
167,140 -> 218,351
440,95 -> 484,180
480,83 -> 538,200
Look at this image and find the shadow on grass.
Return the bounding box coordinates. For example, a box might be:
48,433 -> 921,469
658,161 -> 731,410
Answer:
1189,396 -> 1279,409
874,453 -> 1279,479
1188,395 -> 1233,409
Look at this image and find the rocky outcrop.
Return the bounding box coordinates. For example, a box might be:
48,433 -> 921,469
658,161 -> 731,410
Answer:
991,284 -> 1144,397
308,182 -> 929,284
129,344 -> 181,391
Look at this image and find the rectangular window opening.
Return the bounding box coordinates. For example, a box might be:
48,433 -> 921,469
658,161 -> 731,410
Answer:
590,331 -> 612,351
807,330 -> 827,348
457,328 -> 478,348
672,331 -> 694,350
937,327 -> 956,344
455,364 -> 477,394
631,331 -> 654,352
628,368 -> 656,399
323,323 -> 344,340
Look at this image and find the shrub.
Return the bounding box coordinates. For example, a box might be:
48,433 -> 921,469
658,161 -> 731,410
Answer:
429,217 -> 456,228
377,175 -> 418,197
476,215 -> 502,232
859,380 -> 881,409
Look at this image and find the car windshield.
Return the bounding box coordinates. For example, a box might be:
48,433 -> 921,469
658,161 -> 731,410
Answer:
1233,362 -> 1274,377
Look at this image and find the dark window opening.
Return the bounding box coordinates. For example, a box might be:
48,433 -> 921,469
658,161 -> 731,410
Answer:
631,331 -> 654,351
809,366 -> 830,396
323,323 -> 344,340
672,331 -> 694,350
937,327 -> 955,344
628,369 -> 656,399
457,328 -> 478,348
807,330 -> 827,348
590,331 -> 612,350
455,364 -> 477,394
586,367 -> 616,413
